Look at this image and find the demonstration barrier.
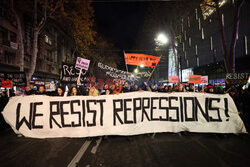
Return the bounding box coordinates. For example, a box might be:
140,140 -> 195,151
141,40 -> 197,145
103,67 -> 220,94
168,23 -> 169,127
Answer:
2,92 -> 246,138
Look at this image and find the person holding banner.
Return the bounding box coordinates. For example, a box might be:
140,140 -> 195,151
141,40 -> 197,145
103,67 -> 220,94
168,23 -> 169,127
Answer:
177,83 -> 186,92
54,86 -> 65,96
89,86 -> 99,96
24,86 -> 34,96
35,85 -> 47,95
69,86 -> 81,96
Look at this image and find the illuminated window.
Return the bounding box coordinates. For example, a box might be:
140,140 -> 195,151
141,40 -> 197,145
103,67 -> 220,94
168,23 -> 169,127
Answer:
210,36 -> 213,50
45,35 -> 52,45
201,28 -> 204,39
245,36 -> 248,55
189,37 -> 191,47
200,0 -> 227,20
195,45 -> 198,55
222,13 -> 224,27
195,8 -> 198,20
198,18 -> 201,30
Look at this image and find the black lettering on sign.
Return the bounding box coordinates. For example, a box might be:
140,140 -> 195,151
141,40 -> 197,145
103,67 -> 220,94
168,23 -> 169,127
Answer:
32,102 -> 43,129
133,98 -> 141,124
159,97 -> 169,121
113,99 -> 124,125
97,100 -> 106,126
86,100 -> 97,127
184,97 -> 195,121
49,101 -> 62,128
150,97 -> 160,121
194,97 -> 209,122
179,97 -> 184,122
82,100 -> 86,127
208,98 -> 222,122
169,97 -> 179,122
60,101 -> 71,128
224,98 -> 229,121
70,100 -> 81,127
124,99 -> 133,124
16,103 -> 32,130
141,98 -> 150,122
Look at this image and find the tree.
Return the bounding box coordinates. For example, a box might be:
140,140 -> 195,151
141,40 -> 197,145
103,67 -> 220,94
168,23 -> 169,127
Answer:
11,0 -> 24,72
201,0 -> 245,73
25,0 -> 96,84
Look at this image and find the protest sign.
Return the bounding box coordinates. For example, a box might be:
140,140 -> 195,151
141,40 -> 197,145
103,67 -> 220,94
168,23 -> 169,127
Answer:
2,92 -> 246,138
169,76 -> 179,83
189,75 -> 201,84
75,57 -> 90,70
124,53 -> 161,67
2,80 -> 12,88
0,72 -> 26,87
61,63 -> 87,84
201,76 -> 208,84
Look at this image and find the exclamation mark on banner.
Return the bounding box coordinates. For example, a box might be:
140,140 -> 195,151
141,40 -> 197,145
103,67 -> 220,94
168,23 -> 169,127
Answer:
224,98 -> 229,121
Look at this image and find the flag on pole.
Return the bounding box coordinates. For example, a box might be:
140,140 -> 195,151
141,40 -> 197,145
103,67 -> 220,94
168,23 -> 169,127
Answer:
124,53 -> 161,67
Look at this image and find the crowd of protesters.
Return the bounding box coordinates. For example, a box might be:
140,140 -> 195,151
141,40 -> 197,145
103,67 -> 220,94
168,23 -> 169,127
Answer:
0,79 -> 250,131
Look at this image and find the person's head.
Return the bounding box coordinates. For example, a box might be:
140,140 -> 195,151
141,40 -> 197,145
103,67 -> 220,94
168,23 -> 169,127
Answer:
178,83 -> 184,92
25,86 -> 31,92
104,84 -> 109,90
71,86 -> 78,95
39,85 -> 45,93
164,85 -> 168,91
189,83 -> 194,90
1,91 -> 7,97
208,85 -> 214,93
105,89 -> 110,95
57,86 -> 64,96
134,84 -> 138,90
124,82 -> 128,88
115,82 -> 119,87
89,86 -> 96,93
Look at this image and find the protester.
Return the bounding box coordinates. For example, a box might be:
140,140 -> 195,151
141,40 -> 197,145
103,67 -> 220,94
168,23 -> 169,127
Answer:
122,81 -> 130,93
177,83 -> 186,92
133,84 -> 139,92
89,86 -> 99,96
105,89 -> 111,95
100,84 -> 109,95
188,83 -> 194,92
54,86 -> 65,96
24,86 -> 34,96
162,85 -> 169,93
207,85 -> 215,93
35,85 -> 47,95
0,91 -> 9,112
69,86 -> 80,96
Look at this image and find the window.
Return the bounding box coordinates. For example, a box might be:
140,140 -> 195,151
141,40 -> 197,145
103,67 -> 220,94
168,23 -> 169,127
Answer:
197,56 -> 199,67
210,36 -> 213,50
198,18 -> 201,30
195,45 -> 198,55
245,36 -> 248,55
201,28 -> 204,39
45,35 -> 52,45
195,8 -> 198,20
222,13 -> 224,27
183,43 -> 185,52
200,0 -> 227,20
189,37 -> 191,47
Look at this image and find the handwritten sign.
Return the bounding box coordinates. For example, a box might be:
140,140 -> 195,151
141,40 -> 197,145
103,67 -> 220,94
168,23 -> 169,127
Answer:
2,80 -> 13,88
169,76 -> 179,83
201,76 -> 208,84
189,75 -> 201,84
75,57 -> 90,70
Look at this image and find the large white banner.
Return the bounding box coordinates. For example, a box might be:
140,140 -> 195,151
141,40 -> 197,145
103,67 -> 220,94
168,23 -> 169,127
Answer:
2,92 -> 247,138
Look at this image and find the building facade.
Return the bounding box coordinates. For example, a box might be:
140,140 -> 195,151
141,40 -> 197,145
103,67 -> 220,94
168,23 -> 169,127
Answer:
174,0 -> 249,82
0,1 -> 76,83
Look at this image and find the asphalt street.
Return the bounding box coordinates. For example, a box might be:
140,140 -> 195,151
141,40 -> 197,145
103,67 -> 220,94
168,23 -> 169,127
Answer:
0,126 -> 250,167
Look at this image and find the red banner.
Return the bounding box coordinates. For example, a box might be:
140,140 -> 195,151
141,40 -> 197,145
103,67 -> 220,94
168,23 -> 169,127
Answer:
124,53 -> 160,67
169,76 -> 179,83
2,80 -> 12,88
189,75 -> 201,84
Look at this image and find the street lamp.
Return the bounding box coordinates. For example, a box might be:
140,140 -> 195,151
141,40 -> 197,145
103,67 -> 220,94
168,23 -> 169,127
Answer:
155,33 -> 168,45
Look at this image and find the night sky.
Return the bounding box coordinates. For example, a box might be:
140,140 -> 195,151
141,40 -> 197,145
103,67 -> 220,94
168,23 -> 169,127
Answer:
93,1 -> 151,50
